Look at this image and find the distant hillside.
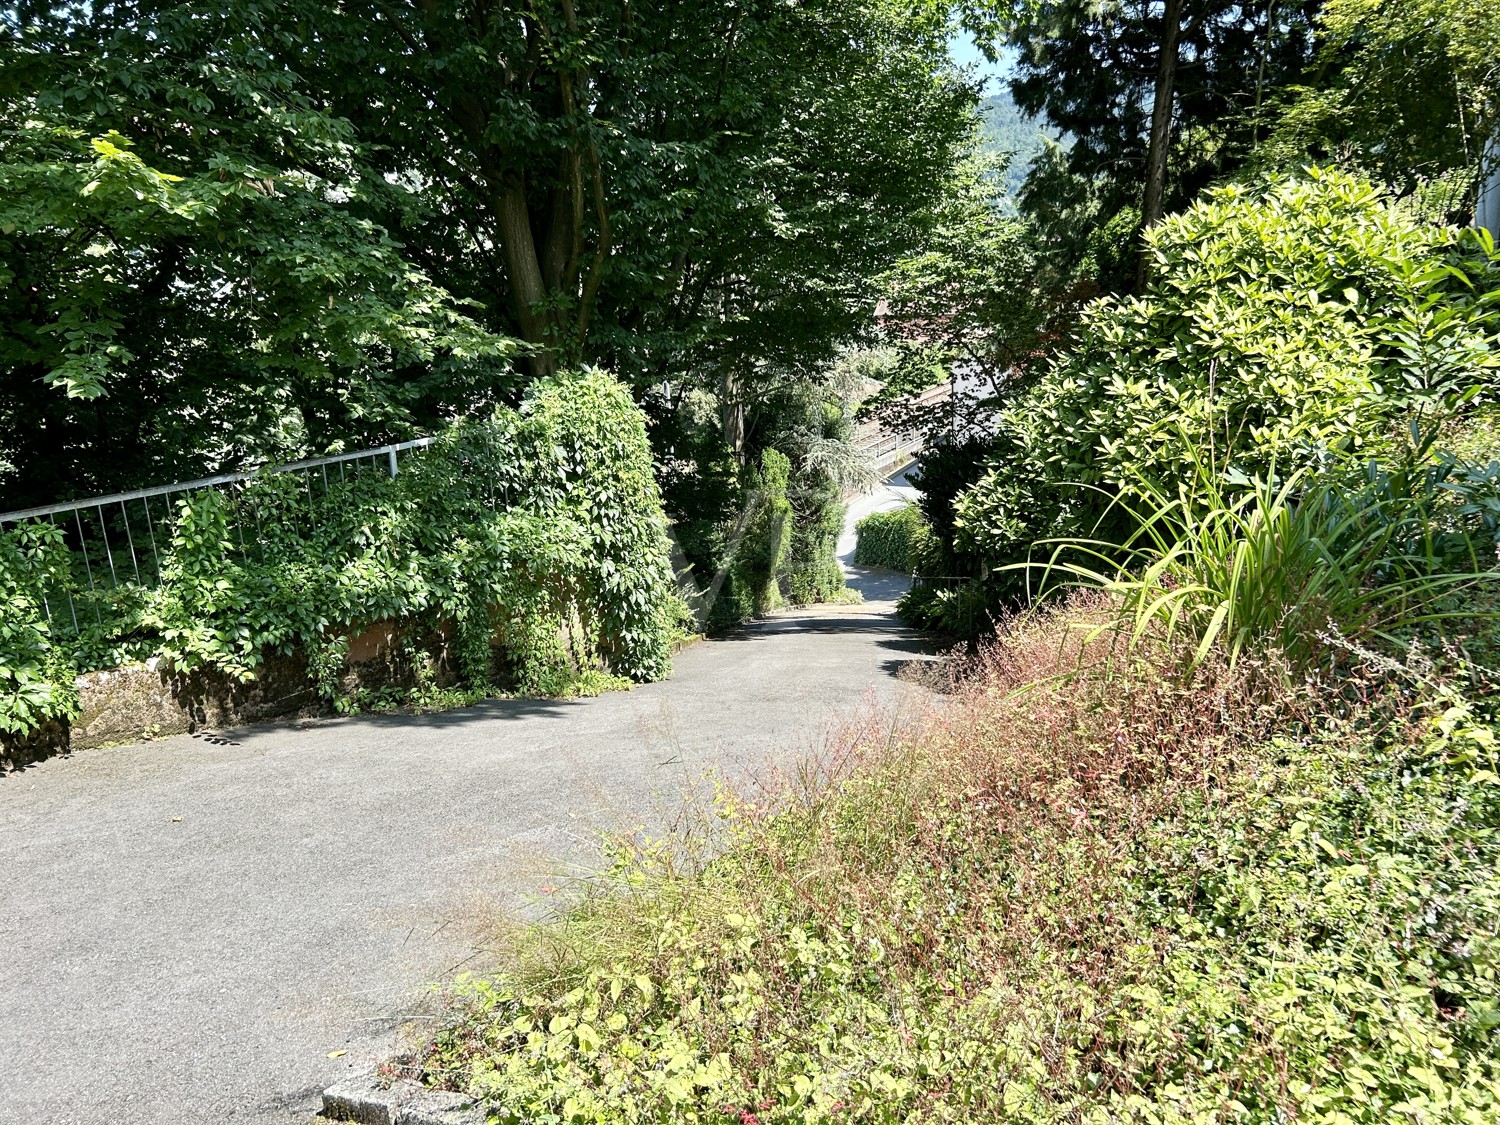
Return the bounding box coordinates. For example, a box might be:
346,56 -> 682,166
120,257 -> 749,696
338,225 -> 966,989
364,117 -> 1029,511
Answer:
979,91 -> 1059,201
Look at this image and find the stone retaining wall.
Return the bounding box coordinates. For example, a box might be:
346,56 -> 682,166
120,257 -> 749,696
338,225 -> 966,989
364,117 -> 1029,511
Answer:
0,611 -> 637,771
0,621 -> 454,771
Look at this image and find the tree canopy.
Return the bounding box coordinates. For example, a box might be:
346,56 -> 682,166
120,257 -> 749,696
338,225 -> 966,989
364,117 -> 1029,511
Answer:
945,0 -> 1499,292
1261,0 -> 1500,200
2,3 -> 516,502
1,0 -> 976,510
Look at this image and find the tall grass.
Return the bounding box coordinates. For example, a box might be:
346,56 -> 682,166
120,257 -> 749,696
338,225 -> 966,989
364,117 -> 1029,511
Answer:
1025,450 -> 1500,669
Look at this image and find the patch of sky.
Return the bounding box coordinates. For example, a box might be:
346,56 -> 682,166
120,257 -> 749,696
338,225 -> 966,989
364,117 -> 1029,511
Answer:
947,30 -> 1015,93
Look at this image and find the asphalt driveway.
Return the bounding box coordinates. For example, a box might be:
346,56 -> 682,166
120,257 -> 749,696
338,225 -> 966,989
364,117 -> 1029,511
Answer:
0,492 -> 932,1124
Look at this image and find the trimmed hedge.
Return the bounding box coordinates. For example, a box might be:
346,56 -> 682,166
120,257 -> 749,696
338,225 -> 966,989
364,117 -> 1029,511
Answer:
853,504 -> 931,572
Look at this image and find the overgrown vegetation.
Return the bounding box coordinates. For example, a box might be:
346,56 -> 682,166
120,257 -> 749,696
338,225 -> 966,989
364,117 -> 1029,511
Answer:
407,597 -> 1500,1121
894,169 -> 1500,637
726,451 -> 795,622
1034,446 -> 1500,671
1,0 -> 974,645
671,353 -> 873,629
10,0 -> 1500,1111
0,371 -> 679,741
387,7 -> 1500,1110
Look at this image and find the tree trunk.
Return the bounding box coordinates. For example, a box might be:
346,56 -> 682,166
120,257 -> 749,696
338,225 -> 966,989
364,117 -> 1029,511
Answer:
1137,0 -> 1184,290
720,369 -> 745,462
493,177 -> 559,377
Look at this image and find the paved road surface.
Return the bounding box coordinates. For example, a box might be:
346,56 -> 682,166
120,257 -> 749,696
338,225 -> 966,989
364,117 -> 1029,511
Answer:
838,463 -> 919,601
0,472 -> 930,1125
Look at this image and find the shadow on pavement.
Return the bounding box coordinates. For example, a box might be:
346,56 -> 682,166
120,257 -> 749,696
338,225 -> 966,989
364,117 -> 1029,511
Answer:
221,694 -> 579,743
711,614 -> 886,635
841,564 -> 912,604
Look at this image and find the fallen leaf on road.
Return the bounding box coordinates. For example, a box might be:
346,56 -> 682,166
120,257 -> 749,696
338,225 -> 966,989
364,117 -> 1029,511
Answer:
328,1049 -> 348,1058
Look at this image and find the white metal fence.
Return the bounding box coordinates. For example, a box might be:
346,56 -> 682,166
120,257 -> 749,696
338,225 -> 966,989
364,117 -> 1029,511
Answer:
0,439 -> 436,634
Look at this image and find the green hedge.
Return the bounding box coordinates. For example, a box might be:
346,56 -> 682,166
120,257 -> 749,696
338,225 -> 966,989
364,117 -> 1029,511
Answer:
0,369 -> 680,741
853,504 -> 931,572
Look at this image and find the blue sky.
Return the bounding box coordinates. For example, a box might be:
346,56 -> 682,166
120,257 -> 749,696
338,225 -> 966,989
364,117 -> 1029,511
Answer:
948,31 -> 1015,94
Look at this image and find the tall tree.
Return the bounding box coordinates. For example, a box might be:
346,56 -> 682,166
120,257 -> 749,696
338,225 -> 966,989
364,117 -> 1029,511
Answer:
2,1 -> 977,508
282,0 -> 976,401
872,153 -> 1088,440
1260,0 -> 1500,206
974,0 -> 1322,287
1137,0 -> 1183,285
0,2 -> 517,507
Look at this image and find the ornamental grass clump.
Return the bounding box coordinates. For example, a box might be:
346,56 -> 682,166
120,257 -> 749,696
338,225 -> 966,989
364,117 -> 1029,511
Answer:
1025,443 -> 1500,672
404,594 -> 1500,1122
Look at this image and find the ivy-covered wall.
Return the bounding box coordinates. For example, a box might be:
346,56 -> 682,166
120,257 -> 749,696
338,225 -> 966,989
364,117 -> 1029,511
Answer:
0,369 -> 681,746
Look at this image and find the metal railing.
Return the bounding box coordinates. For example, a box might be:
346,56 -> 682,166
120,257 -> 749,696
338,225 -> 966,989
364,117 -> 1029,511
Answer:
0,439 -> 436,634
857,428 -> 921,465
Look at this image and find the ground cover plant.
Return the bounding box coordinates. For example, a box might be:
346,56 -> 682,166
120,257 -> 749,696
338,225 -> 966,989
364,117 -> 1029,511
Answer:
0,370 -> 679,741
403,595 -> 1500,1121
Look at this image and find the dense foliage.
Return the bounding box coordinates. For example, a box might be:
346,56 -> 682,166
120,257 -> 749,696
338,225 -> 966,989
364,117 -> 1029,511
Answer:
852,506 -> 932,574
0,8 -> 519,501
1261,0 -> 1500,202
1007,1 -> 1320,216
668,353 -> 871,629
1,0 -> 976,593
1,0 -> 979,645
871,161 -> 1066,441
941,1 -> 1499,293
0,527 -> 80,739
724,450 -> 795,624
187,3 -> 1500,1115
947,170 -> 1500,588
0,371 -> 678,741
1044,448 -> 1500,671
410,600 -> 1500,1122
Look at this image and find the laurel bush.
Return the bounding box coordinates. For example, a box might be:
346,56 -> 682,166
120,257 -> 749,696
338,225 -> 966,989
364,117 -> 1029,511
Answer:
955,170 -> 1500,570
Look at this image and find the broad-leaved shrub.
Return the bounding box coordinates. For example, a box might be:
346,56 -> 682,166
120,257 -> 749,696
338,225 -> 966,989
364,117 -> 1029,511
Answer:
956,169 -> 1500,569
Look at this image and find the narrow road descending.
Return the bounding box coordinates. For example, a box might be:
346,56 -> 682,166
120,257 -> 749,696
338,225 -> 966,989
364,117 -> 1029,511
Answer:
0,471 -> 933,1125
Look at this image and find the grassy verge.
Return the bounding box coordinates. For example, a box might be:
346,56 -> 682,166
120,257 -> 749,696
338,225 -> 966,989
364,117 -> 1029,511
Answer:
399,594 -> 1500,1122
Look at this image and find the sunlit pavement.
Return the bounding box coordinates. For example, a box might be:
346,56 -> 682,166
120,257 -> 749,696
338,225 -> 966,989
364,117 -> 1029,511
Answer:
0,479 -> 935,1125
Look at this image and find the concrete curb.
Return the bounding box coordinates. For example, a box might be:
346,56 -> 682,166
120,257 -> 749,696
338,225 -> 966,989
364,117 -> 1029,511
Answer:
322,1075 -> 486,1124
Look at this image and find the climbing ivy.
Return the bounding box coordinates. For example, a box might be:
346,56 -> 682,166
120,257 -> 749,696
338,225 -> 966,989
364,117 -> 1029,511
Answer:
729,450 -> 794,620
0,370 -> 679,742
0,524 -> 80,739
